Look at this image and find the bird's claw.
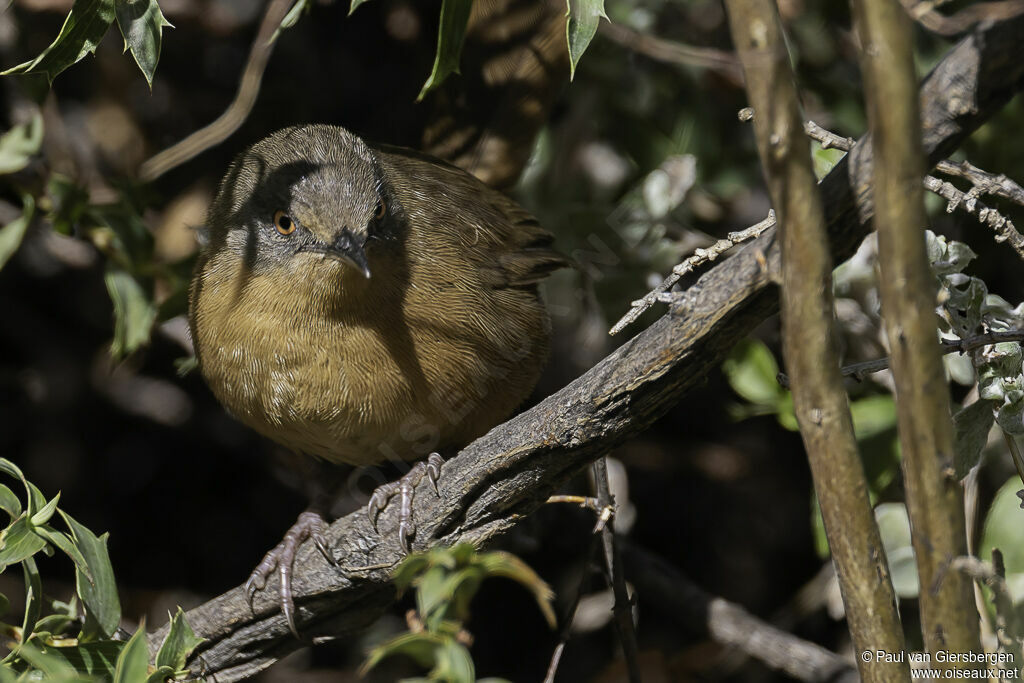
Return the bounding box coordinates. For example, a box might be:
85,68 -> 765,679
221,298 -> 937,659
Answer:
367,453 -> 444,553
245,510 -> 331,638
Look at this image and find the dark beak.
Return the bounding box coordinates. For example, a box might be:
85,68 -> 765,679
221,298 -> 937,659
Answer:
325,228 -> 371,278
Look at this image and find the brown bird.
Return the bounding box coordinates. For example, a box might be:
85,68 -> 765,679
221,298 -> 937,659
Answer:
188,124 -> 565,634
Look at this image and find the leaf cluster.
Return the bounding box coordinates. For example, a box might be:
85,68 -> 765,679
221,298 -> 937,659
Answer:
361,543 -> 555,683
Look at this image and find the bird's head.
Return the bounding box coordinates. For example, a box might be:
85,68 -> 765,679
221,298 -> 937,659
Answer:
204,124 -> 399,282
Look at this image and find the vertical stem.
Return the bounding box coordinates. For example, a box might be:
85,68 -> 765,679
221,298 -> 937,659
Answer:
723,1 -> 909,681
850,0 -> 983,666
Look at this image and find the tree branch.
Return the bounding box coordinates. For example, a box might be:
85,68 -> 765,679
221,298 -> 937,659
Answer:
150,14 -> 1024,682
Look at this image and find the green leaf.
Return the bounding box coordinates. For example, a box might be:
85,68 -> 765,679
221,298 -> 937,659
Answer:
416,0 -> 472,101
980,477 -> 1024,576
349,0 -> 372,13
415,565 -> 450,626
12,641 -> 82,680
146,665 -> 176,683
1,0 -> 116,83
0,115 -> 44,174
723,339 -> 785,407
271,0 -> 312,42
0,194 -> 34,273
565,0 -> 606,79
360,631 -> 444,675
114,0 -> 173,87
59,510 -> 120,640
155,607 -> 203,672
21,556 -> 42,637
953,400 -> 996,479
30,493 -> 60,527
0,517 -> 49,569
113,620 -> 149,683
850,395 -> 897,441
105,266 -> 157,357
875,503 -> 919,598
35,640 -> 123,678
432,638 -> 474,683
0,485 -> 23,520
33,526 -> 92,585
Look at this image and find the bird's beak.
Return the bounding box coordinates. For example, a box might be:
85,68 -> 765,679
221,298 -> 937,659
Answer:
324,229 -> 371,279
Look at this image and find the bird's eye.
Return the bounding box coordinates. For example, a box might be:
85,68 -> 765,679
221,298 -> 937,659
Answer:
273,210 -> 296,236
374,200 -> 386,220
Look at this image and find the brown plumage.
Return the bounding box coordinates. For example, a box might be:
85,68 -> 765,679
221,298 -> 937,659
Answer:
188,124 -> 565,633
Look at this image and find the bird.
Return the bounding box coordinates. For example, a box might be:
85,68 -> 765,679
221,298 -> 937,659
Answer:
188,124 -> 566,635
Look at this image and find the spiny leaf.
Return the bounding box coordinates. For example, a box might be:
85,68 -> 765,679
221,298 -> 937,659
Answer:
1,0 -> 116,83
417,0 -> 472,101
565,0 -> 606,79
115,0 -> 173,87
155,607 -> 204,672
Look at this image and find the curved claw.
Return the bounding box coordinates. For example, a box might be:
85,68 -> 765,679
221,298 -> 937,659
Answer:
244,510 -> 331,638
367,454 -> 446,553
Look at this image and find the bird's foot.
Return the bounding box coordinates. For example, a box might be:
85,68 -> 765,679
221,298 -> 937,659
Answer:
245,510 -> 336,637
367,453 -> 444,553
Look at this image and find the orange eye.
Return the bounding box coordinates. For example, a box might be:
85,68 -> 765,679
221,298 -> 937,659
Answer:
273,210 -> 296,236
374,200 -> 386,220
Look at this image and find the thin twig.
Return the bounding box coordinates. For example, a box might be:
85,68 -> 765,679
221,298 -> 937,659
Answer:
546,495 -> 614,532
609,211 -> 776,335
777,329 -> 1024,387
138,0 -> 295,181
592,457 -> 642,683
899,0 -> 1024,36
543,523 -> 603,683
599,21 -> 745,85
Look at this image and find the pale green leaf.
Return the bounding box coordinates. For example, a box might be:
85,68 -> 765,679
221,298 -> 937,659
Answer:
271,0 -> 312,42
1,0 -> 116,83
479,551 -> 556,628
0,517 -> 48,569
565,0 -> 606,79
349,0 -> 372,13
0,484 -> 22,519
360,631 -> 443,674
0,115 -> 44,174
33,526 -> 92,585
155,607 -> 204,671
980,477 -> 1024,575
0,195 -> 34,272
22,556 -> 42,637
953,399 -> 995,479
104,266 -> 157,357
115,0 -> 173,86
722,338 -> 785,407
417,0 -> 472,100
875,503 -> 919,598
113,620 -> 148,683
30,492 -> 60,527
432,639 -> 474,683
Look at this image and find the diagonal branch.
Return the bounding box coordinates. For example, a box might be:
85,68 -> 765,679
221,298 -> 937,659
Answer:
149,14 -> 1024,682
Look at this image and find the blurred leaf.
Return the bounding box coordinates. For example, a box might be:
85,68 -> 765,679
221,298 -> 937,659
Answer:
0,517 -> 48,569
876,503 -> 919,598
22,556 -> 42,639
433,638 -> 474,683
361,631 -> 444,675
105,266 -> 157,357
953,399 -> 995,479
0,484 -> 22,520
417,0 -> 472,101
112,620 -> 148,683
349,0 -> 372,13
1,0 -> 116,83
565,0 -> 606,79
270,0 -> 312,42
59,511 -> 120,641
0,115 -> 44,174
115,0 -> 173,87
392,554 -> 431,593
0,194 -> 34,272
723,338 -> 785,407
47,176 -> 89,235
12,641 -> 85,680
416,565 -> 449,627
811,143 -> 844,180
850,395 -> 897,441
980,477 -> 1024,576
155,607 -> 203,672
479,551 -> 556,628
